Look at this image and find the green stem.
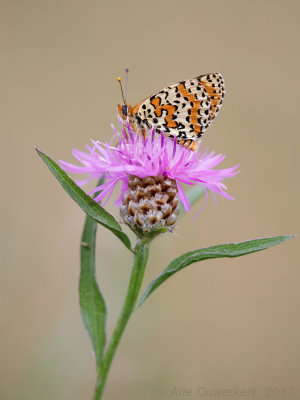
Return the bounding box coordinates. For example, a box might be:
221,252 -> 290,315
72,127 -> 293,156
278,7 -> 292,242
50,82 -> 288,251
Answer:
93,239 -> 150,399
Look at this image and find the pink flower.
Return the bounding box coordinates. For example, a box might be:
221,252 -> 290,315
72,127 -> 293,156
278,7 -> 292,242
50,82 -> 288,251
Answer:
60,122 -> 239,214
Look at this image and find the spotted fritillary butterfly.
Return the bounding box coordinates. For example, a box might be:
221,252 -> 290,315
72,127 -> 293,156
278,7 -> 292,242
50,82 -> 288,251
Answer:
117,73 -> 225,151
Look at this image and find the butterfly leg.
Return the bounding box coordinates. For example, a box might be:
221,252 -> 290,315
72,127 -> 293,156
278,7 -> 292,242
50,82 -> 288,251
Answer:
141,127 -> 147,140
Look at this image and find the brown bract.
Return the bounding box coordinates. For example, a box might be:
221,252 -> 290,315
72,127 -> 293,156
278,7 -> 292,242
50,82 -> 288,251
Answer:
120,175 -> 179,237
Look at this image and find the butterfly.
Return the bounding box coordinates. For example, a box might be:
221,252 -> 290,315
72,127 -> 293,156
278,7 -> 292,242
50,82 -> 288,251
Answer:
117,72 -> 225,151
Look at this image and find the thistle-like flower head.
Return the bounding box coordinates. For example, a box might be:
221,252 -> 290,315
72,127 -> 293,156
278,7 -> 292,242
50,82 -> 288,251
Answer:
60,122 -> 239,237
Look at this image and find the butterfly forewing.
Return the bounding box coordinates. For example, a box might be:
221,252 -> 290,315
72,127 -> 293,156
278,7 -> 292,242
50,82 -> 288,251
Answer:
132,73 -> 225,147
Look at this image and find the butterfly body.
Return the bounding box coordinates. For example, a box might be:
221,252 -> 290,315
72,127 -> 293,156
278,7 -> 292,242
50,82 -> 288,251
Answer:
118,73 -> 225,151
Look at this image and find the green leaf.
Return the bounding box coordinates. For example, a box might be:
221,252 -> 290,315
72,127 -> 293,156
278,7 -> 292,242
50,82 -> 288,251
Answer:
36,149 -> 132,252
137,235 -> 294,307
80,214 -> 106,371
178,185 -> 205,217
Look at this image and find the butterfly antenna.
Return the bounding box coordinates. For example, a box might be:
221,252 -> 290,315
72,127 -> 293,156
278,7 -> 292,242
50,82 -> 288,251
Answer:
124,68 -> 129,103
117,76 -> 126,104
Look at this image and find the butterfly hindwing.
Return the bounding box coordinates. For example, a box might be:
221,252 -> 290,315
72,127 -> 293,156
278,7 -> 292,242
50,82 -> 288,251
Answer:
132,73 -> 225,146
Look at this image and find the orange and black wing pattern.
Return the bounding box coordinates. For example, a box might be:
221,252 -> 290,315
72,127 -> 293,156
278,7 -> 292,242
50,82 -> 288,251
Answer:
132,73 -> 225,149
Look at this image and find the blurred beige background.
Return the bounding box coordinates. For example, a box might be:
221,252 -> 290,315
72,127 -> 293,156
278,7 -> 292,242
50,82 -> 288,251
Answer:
1,0 -> 299,399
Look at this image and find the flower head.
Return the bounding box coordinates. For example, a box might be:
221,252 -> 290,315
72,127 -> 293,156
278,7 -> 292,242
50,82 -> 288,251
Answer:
60,122 -> 239,236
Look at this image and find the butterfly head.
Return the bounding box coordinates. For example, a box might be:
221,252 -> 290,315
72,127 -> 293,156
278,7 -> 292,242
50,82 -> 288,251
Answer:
117,103 -> 133,120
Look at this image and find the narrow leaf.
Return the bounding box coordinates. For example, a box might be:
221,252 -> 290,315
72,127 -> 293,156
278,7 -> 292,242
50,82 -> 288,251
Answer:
137,235 -> 294,307
36,149 -> 132,251
80,214 -> 106,371
178,185 -> 205,217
